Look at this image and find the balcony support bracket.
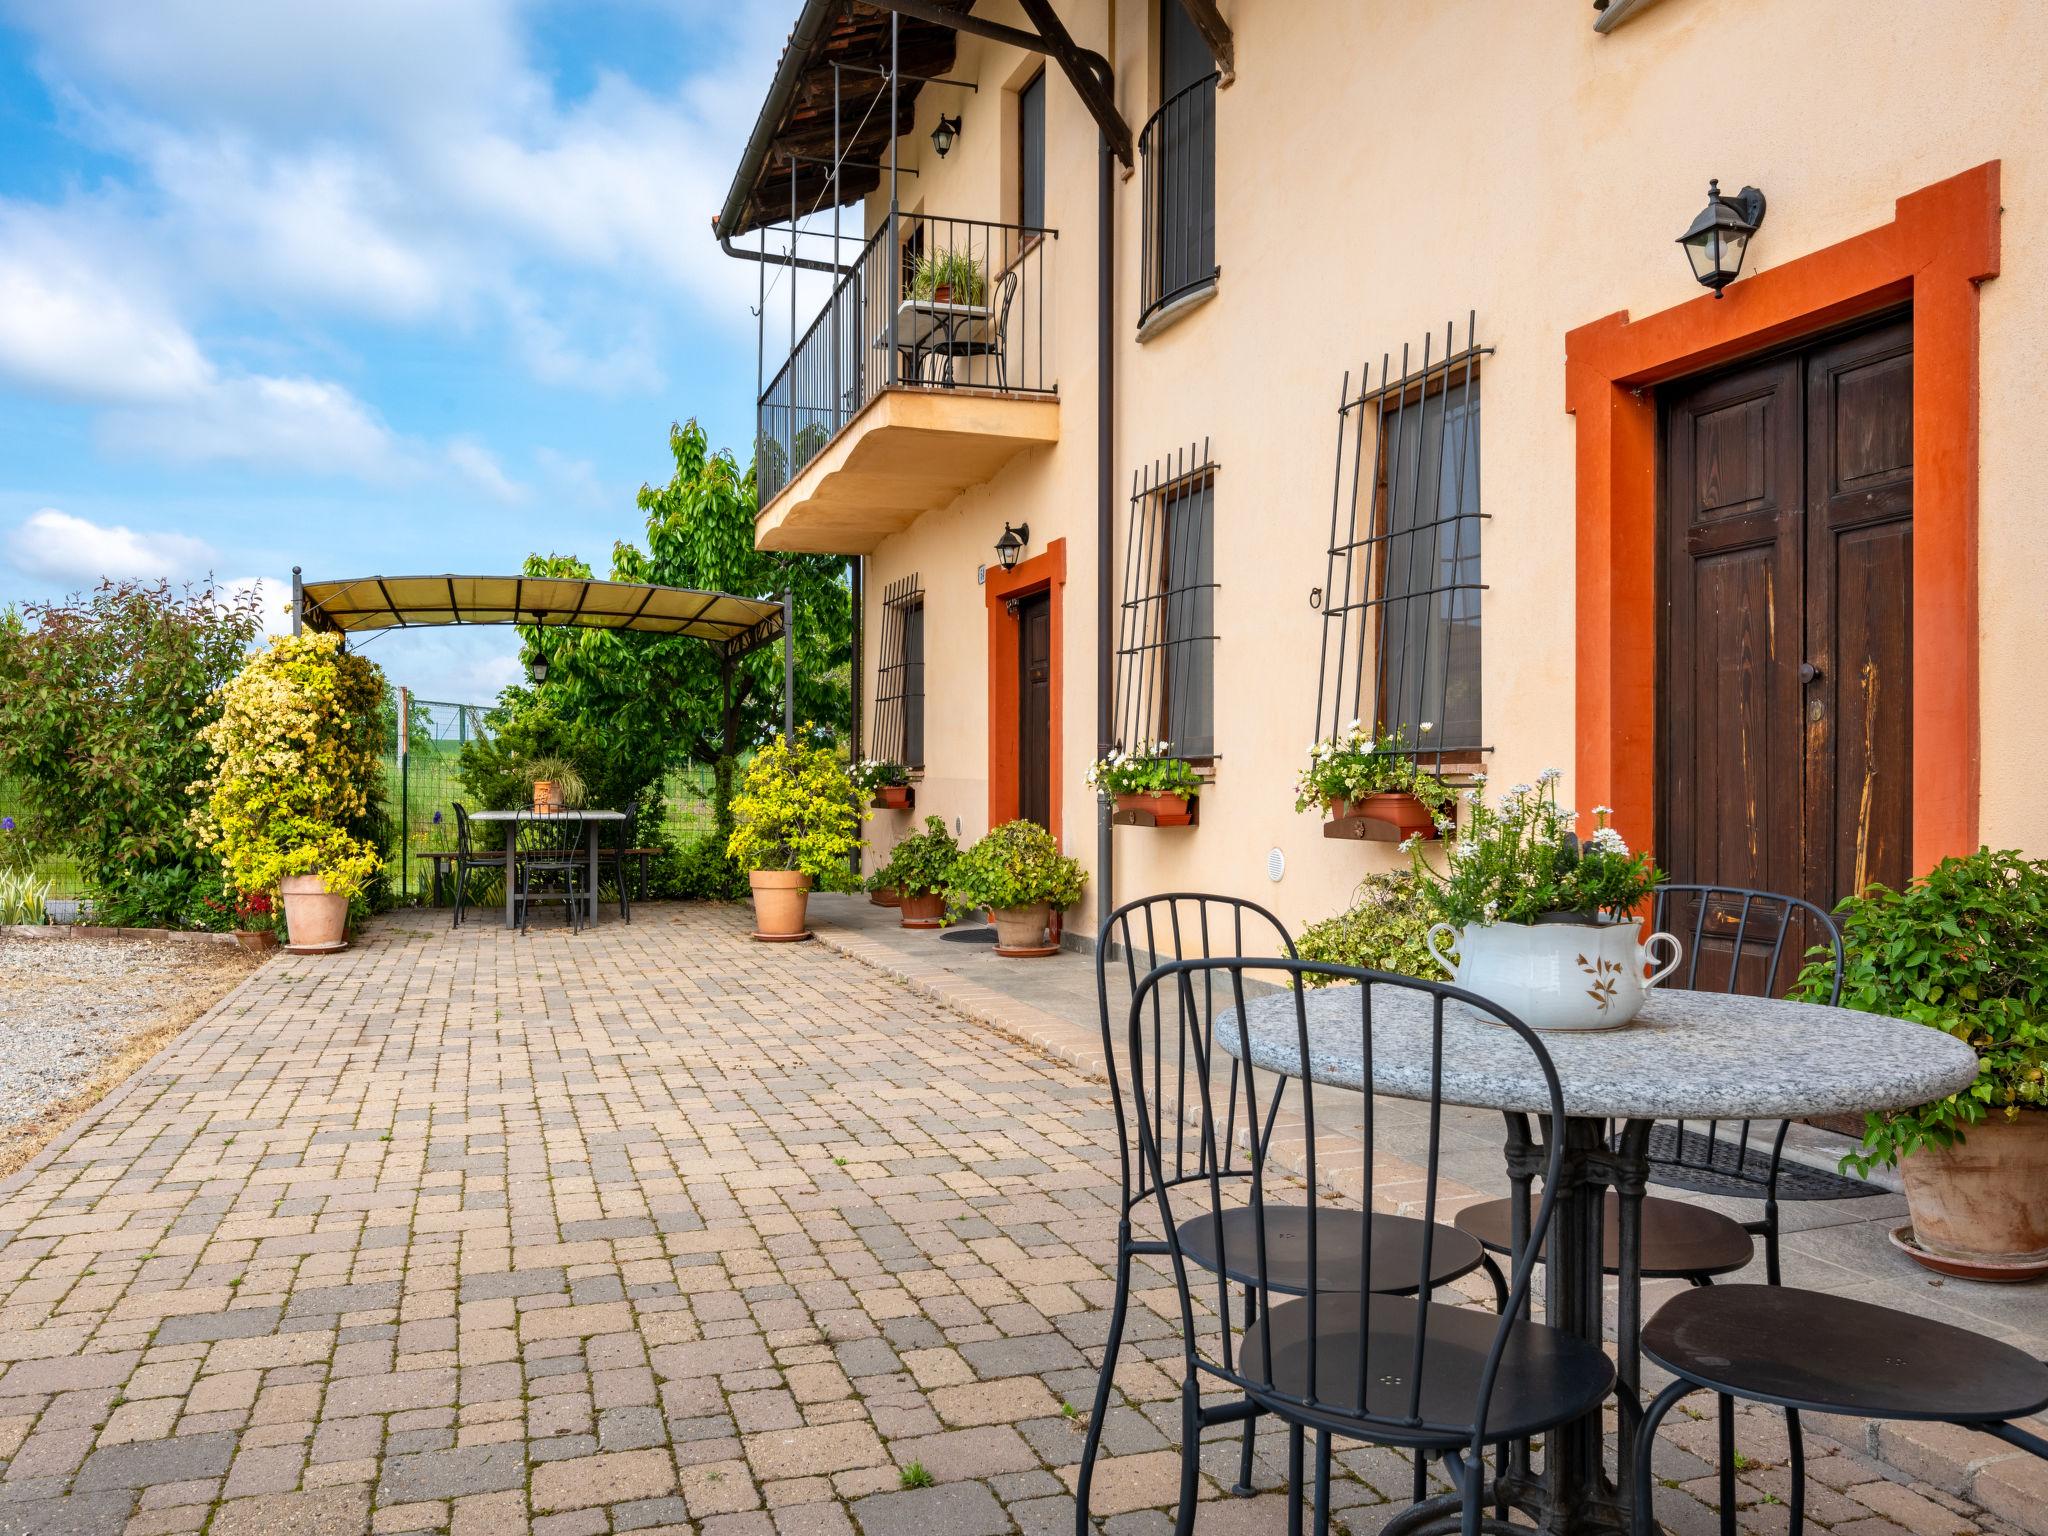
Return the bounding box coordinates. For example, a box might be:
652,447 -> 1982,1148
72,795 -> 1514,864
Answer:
1173,0 -> 1235,86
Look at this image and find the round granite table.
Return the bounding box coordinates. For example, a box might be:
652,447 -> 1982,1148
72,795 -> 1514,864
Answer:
1219,983 -> 1980,1536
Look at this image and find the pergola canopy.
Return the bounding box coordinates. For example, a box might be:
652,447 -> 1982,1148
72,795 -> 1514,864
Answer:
297,575 -> 788,663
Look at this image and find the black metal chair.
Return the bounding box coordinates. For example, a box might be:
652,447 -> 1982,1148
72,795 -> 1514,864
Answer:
450,803 -> 507,929
595,799 -> 638,924
1635,1285 -> 2048,1536
1131,956 -> 1614,1536
513,811 -> 584,934
1456,884 -> 1855,1288
949,267 -> 1018,389
1077,896 -> 1505,1536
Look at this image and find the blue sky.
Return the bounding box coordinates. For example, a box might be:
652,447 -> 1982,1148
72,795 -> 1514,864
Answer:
0,0 -> 802,701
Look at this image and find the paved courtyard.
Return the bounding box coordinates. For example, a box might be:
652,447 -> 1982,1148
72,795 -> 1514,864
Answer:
0,903 -> 2039,1536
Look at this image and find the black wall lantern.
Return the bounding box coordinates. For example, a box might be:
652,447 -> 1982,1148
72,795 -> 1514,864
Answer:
1678,179 -> 1767,298
931,114 -> 962,160
994,521 -> 1029,571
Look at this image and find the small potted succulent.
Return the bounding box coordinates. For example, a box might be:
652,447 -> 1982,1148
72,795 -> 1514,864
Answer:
912,247 -> 987,308
1295,722 -> 1453,840
725,729 -> 867,941
851,758 -> 913,811
948,819 -> 1088,956
1087,741 -> 1202,826
525,756 -> 587,815
1795,848 -> 2048,1277
887,815 -> 960,928
1407,773 -> 1674,1031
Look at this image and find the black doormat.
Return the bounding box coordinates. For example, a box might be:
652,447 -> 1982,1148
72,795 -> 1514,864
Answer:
938,927 -> 998,945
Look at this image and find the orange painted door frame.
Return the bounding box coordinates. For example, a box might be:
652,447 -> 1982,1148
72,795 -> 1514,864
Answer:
985,538 -> 1067,840
1566,162 -> 1999,873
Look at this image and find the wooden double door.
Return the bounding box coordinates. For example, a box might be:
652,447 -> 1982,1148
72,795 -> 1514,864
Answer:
1657,313 -> 1914,934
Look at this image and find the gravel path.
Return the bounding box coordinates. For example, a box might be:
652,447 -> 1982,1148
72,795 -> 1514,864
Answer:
0,936 -> 257,1133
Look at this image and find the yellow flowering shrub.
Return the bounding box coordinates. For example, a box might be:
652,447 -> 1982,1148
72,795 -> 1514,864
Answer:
192,633 -> 386,901
726,728 -> 865,889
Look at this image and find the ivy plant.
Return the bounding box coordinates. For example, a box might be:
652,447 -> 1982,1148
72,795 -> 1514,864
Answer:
1296,873 -> 1447,987
1793,847 -> 2048,1174
879,815 -> 960,897
725,728 -> 865,888
948,820 -> 1087,918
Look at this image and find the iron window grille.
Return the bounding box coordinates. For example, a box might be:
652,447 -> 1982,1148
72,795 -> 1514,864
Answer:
1114,442 -> 1218,759
873,574 -> 925,770
1312,314 -> 1489,772
1138,72 -> 1219,330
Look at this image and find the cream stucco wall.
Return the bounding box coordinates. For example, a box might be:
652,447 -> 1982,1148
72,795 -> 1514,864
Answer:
815,0 -> 2048,937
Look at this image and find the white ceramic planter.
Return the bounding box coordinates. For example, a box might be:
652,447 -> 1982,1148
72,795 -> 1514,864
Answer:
1426,918 -> 1682,1031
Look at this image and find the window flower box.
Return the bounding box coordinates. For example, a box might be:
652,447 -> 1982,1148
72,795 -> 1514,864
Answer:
1113,791 -> 1195,827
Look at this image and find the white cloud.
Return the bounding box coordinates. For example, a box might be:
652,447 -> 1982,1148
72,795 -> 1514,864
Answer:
446,438 -> 528,504
102,374 -> 406,477
5,507 -> 216,583
218,573 -> 296,631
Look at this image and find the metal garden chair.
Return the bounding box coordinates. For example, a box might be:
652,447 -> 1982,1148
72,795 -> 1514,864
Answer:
1635,1286 -> 2048,1536
1129,956 -> 1612,1536
595,797 -> 638,924
512,811 -> 584,934
450,803 -> 507,929
1455,884 -> 1854,1288
1077,896 -> 1504,1536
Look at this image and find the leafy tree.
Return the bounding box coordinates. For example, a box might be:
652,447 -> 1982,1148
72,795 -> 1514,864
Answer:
0,579 -> 262,888
481,419 -> 852,828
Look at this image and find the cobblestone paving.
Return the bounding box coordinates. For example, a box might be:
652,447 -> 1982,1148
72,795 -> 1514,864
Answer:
0,905 -> 2033,1535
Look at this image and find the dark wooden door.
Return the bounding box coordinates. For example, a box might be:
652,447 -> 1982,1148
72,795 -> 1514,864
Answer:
1016,592 -> 1052,828
1658,315 -> 1913,980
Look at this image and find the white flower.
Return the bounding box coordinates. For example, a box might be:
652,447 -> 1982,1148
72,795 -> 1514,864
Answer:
1419,721 -> 1435,734
1590,826 -> 1630,856
1483,900 -> 1499,921
1538,767 -> 1563,785
1591,804 -> 1614,817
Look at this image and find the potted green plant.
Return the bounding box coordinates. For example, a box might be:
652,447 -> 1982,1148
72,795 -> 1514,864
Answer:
1793,848 -> 2048,1276
230,890 -> 279,952
524,756 -> 587,815
1407,773 -> 1675,1030
866,862 -> 903,908
1296,873 -> 1446,986
194,633 -> 386,954
948,819 -> 1088,956
725,728 -> 867,941
887,815 -> 961,928
851,758 -> 913,811
1087,741 -> 1202,826
912,247 -> 987,308
1295,722 -> 1454,839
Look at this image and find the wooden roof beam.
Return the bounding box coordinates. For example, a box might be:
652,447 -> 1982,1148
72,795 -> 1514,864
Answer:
1173,0 -> 1234,85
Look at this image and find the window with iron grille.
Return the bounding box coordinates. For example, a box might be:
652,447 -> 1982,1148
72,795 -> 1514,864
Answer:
1114,443 -> 1217,759
1138,5 -> 1217,329
1313,315 -> 1488,767
873,575 -> 925,769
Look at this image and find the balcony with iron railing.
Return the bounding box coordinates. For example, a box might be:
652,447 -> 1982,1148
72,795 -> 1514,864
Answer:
754,212 -> 1060,554
1138,72 -> 1219,335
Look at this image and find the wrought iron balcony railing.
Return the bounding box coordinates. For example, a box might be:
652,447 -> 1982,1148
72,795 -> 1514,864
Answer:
756,212 -> 1057,504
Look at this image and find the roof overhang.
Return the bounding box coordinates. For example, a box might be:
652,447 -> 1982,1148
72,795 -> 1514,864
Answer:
298,575 -> 788,662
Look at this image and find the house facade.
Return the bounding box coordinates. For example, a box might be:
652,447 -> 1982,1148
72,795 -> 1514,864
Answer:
716,0 -> 2047,939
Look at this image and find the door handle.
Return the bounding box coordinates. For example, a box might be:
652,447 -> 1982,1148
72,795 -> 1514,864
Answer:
1798,661 -> 1823,685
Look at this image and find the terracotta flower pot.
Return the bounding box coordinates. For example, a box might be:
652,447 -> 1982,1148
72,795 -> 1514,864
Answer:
233,929 -> 279,954
989,902 -> 1053,952
749,870 -> 813,941
279,874 -> 349,952
533,781 -> 563,814
931,283 -> 953,305
1898,1110 -> 2048,1271
1115,791 -> 1194,827
873,784 -> 911,810
1329,792 -> 1440,840
868,885 -> 902,908
899,891 -> 947,928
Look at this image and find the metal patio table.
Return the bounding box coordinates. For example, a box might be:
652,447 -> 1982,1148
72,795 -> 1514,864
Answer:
466,809 -> 625,930
882,297 -> 995,387
1219,983 -> 1979,1536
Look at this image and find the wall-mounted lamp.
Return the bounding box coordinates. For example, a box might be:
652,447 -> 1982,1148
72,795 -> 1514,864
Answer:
1677,179 -> 1767,298
994,521 -> 1029,571
527,612 -> 549,685
930,114 -> 962,159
